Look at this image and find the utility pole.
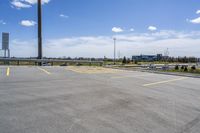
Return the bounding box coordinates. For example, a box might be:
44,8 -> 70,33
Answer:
38,0 -> 42,65
113,38 -> 116,65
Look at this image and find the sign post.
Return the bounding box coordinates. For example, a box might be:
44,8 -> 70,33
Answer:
2,32 -> 10,58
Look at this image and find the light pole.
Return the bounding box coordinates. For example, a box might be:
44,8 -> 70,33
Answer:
113,38 -> 116,65
38,0 -> 42,65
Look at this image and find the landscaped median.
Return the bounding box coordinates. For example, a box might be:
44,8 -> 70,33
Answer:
166,65 -> 200,74
108,64 -> 200,78
155,65 -> 200,78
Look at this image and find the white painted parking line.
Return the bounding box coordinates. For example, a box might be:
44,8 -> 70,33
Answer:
143,77 -> 188,87
37,67 -> 51,75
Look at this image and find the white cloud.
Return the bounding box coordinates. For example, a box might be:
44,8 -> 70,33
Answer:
59,14 -> 69,18
20,20 -> 36,27
24,0 -> 50,4
148,26 -> 157,31
11,0 -> 50,9
112,27 -> 123,33
0,20 -> 6,25
188,10 -> 200,24
189,17 -> 200,24
196,10 -> 200,14
11,0 -> 31,9
10,31 -> 200,58
130,28 -> 134,32
10,39 -> 37,57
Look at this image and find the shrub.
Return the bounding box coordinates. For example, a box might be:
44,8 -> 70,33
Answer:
191,65 -> 196,70
134,60 -> 138,64
175,65 -> 179,70
76,63 -> 82,66
127,58 -> 131,64
184,66 -> 188,72
181,65 -> 184,70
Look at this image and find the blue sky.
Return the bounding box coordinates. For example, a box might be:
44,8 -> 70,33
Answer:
1,0 -> 200,58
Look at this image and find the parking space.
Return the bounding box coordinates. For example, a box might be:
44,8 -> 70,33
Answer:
0,66 -> 200,133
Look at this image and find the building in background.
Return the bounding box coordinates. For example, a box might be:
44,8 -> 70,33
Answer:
132,54 -> 163,62
0,50 -> 4,57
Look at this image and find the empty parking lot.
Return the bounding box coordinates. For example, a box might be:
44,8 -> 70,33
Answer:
0,66 -> 200,133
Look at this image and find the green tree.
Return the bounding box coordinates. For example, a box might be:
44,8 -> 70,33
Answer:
122,56 -> 127,64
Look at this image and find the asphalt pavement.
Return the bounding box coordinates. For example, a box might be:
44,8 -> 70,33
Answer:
0,66 -> 200,133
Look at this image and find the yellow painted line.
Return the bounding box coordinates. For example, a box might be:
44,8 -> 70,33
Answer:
143,77 -> 188,87
6,67 -> 10,76
38,67 -> 51,75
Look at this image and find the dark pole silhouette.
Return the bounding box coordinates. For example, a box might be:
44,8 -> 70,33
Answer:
113,38 -> 116,65
38,0 -> 42,65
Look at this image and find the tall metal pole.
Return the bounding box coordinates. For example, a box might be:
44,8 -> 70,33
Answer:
113,38 -> 116,65
38,0 -> 42,65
